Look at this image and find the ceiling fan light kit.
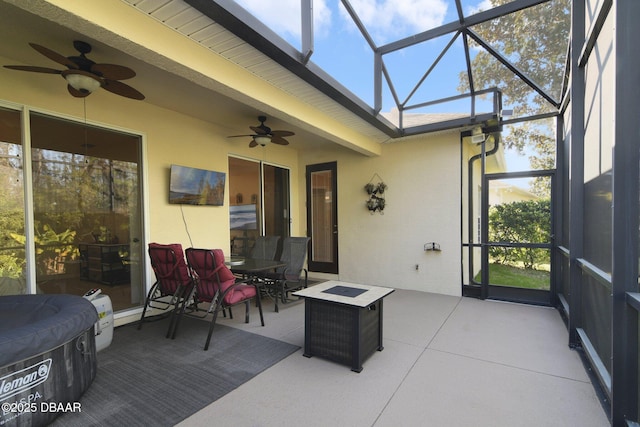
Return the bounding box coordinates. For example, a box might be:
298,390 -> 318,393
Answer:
62,70 -> 102,93
228,116 -> 295,148
253,135 -> 271,146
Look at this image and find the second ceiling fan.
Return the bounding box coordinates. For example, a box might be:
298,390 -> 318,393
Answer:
228,116 -> 294,147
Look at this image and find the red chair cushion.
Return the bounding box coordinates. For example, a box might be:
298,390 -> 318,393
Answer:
209,249 -> 257,305
148,243 -> 190,294
187,249 -> 256,306
222,283 -> 257,305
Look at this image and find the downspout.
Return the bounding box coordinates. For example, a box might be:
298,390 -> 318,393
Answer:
467,133 -> 500,288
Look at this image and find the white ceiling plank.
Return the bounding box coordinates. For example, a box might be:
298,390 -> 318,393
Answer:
150,0 -> 190,22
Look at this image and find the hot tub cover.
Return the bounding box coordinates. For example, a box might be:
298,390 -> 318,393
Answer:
0,294 -> 98,367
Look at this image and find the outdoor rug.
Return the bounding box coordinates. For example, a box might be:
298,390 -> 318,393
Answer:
52,316 -> 299,427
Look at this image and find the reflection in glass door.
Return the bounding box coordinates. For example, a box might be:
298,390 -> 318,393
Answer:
0,107 -> 26,295
263,164 -> 290,240
29,112 -> 144,312
229,157 -> 261,256
306,162 -> 338,274
228,157 -> 291,257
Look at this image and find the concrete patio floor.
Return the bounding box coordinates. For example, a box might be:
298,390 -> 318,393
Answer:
177,288 -> 609,427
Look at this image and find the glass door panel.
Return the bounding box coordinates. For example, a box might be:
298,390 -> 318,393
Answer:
263,163 -> 290,240
228,158 -> 291,257
306,162 -> 338,273
29,112 -> 144,312
310,171 -> 332,262
0,107 -> 26,295
228,157 -> 261,256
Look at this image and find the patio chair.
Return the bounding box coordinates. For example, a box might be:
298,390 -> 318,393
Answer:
263,236 -> 310,312
250,235 -> 280,260
138,243 -> 194,338
182,248 -> 265,350
243,235 -> 281,284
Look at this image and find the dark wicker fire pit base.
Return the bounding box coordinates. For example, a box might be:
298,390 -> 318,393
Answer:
295,281 -> 394,372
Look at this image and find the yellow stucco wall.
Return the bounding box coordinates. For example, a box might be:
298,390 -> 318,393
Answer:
298,133 -> 463,296
0,59 -> 303,278
1,0 -> 469,304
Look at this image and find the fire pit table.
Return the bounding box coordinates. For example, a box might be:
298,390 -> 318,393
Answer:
293,281 -> 394,372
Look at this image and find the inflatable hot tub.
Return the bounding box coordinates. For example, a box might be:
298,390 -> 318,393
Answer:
0,294 -> 98,427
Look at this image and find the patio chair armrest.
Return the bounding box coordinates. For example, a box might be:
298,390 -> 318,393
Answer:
282,266 -> 306,282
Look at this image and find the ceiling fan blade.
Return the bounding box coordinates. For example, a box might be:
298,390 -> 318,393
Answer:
91,63 -> 136,80
249,139 -> 258,148
29,43 -> 78,69
228,134 -> 254,138
271,130 -> 295,137
271,135 -> 289,145
250,126 -> 268,135
4,65 -> 62,74
102,79 -> 145,100
67,85 -> 90,98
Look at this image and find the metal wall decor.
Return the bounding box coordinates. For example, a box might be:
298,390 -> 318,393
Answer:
365,173 -> 386,214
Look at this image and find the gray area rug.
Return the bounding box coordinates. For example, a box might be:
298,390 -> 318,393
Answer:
52,316 -> 299,426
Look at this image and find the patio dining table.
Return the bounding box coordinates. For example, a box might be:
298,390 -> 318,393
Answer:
227,258 -> 288,309
226,257 -> 286,276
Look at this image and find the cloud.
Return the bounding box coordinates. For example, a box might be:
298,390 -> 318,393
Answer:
235,0 -> 332,40
339,0 -> 448,43
234,1 -> 452,44
466,0 -> 493,15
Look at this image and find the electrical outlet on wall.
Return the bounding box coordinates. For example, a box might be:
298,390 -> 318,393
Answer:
424,242 -> 441,251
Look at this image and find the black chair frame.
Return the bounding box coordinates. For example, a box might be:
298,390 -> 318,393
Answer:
180,248 -> 265,350
264,237 -> 310,312
138,244 -> 194,338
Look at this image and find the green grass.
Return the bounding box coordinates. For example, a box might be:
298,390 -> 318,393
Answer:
475,263 -> 550,290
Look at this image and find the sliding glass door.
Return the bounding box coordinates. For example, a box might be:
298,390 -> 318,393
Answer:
0,108 -> 145,312
263,163 -> 290,238
30,112 -> 144,311
228,156 -> 290,257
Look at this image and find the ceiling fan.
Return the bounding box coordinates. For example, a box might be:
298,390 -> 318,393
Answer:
228,116 -> 295,147
4,40 -> 145,100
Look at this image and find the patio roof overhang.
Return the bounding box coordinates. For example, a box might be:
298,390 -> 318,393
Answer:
0,0 -> 568,155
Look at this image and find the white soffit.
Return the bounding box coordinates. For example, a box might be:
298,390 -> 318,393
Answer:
123,0 -> 393,144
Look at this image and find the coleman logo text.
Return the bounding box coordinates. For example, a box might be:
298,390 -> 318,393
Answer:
0,359 -> 51,402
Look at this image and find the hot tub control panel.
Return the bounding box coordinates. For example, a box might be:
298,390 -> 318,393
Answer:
83,288 -> 102,300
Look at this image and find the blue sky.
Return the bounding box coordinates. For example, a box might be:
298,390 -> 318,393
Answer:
235,0 -> 493,113
234,1 -> 539,181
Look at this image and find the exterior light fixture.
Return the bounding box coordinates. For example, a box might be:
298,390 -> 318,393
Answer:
471,133 -> 486,144
470,126 -> 486,144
